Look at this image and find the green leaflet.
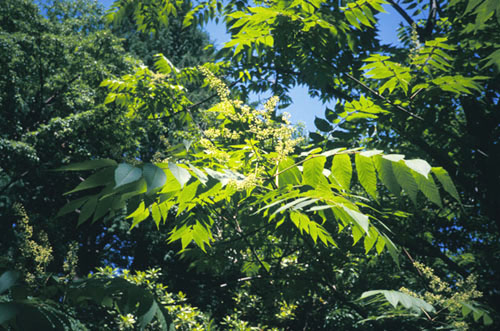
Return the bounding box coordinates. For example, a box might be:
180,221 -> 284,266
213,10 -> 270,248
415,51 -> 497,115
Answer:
138,300 -> 159,329
115,163 -> 142,189
392,161 -> 419,205
64,167 -> 115,195
314,117 -> 333,132
364,226 -> 379,254
414,172 -> 442,208
361,290 -> 435,313
191,221 -> 212,252
362,55 -> 412,95
290,211 -> 310,235
382,234 -> 400,266
53,159 -> 117,171
188,164 -> 208,185
169,163 -> 191,188
92,195 -> 115,223
302,156 -> 329,190
432,167 -> 461,203
0,271 -> 19,295
278,157 -> 302,188
355,153 -> 378,200
154,54 -> 179,75
345,10 -> 361,29
177,181 -> 200,215
128,201 -> 150,229
57,196 -> 90,217
460,301 -> 493,325
373,155 -> 400,196
405,159 -> 432,178
331,154 -> 352,191
169,221 -> 213,252
151,203 -> 162,229
289,211 -> 336,246
273,197 -> 311,216
375,235 -> 386,254
343,206 -> 369,234
143,163 -> 167,194
78,195 -> 98,226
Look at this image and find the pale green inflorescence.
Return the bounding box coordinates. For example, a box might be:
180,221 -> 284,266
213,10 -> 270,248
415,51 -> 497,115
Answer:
399,261 -> 484,331
198,66 -> 303,191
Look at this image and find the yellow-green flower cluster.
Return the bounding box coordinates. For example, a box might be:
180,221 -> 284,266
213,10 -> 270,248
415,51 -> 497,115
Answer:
199,69 -> 302,169
400,261 -> 484,331
14,203 -> 53,286
227,172 -> 263,192
62,241 -> 79,282
199,137 -> 231,163
93,267 -> 210,330
117,313 -> 136,330
198,65 -> 230,101
276,300 -> 298,320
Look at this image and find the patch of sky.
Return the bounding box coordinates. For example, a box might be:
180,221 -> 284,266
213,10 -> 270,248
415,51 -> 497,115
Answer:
204,4 -> 412,132
96,1 -> 421,132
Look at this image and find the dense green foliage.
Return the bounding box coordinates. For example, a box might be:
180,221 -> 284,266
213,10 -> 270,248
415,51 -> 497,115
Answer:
1,0 -> 499,330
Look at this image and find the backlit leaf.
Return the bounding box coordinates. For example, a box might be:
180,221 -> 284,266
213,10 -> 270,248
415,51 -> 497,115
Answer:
115,163 -> 142,189
169,163 -> 191,188
355,154 -> 378,200
143,163 -> 167,194
331,154 -> 352,191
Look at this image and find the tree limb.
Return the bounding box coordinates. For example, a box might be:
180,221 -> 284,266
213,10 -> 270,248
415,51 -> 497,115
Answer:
387,0 -> 416,27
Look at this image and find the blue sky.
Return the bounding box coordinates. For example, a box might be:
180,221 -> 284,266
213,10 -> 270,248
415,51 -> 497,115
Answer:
98,0 -> 408,131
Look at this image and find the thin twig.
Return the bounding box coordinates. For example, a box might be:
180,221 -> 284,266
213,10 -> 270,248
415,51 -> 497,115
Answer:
345,73 -> 425,121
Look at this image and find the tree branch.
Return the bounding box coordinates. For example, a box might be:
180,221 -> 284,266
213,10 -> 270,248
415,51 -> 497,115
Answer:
344,73 -> 425,121
422,0 -> 438,40
387,0 -> 415,27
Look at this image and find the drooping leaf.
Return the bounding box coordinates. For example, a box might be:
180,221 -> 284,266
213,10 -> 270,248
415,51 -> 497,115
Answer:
114,163 -> 142,189
361,290 -> 435,313
364,226 -> 379,254
460,301 -> 493,325
92,195 -> 115,223
78,195 -> 98,226
0,271 -> 19,295
128,201 -> 150,229
314,117 -> 333,132
169,163 -> 191,188
414,173 -> 442,208
53,159 -> 117,171
373,155 -> 400,196
343,206 -> 369,234
405,159 -> 432,178
355,154 -> 378,200
331,154 -> 352,191
64,167 -> 115,195
392,161 -> 419,204
57,196 -> 90,217
432,167 -> 461,203
278,157 -> 302,188
302,156 -> 329,190
151,203 -> 162,229
143,163 -> 167,194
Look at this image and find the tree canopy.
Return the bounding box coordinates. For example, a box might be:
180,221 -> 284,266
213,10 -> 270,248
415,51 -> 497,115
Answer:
1,0 -> 499,330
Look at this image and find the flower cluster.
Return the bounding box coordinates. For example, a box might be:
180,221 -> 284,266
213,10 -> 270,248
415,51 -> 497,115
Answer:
197,67 -> 303,187
14,203 -> 53,286
62,241 -> 79,282
400,261 -> 484,331
93,267 -> 210,330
